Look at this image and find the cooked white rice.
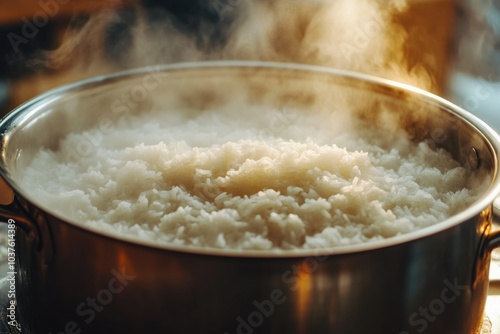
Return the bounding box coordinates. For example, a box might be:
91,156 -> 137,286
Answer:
20,106 -> 478,250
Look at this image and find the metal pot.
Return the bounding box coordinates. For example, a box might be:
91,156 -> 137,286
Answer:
1,61 -> 500,334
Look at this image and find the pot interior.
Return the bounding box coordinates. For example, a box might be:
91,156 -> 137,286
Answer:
1,62 -> 498,250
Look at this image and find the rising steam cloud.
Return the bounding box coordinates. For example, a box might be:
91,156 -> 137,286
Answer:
37,0 -> 433,92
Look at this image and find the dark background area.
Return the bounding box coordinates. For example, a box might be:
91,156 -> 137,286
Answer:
0,0 -> 238,117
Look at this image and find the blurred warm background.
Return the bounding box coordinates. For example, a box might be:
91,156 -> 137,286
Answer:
0,0 -> 460,117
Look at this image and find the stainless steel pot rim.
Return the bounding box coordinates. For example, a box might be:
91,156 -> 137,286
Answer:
2,60 -> 500,258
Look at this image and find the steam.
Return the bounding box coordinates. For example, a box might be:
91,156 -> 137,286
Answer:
35,0 -> 433,92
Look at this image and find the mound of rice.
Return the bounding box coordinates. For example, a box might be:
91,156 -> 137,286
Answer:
20,106 -> 478,250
